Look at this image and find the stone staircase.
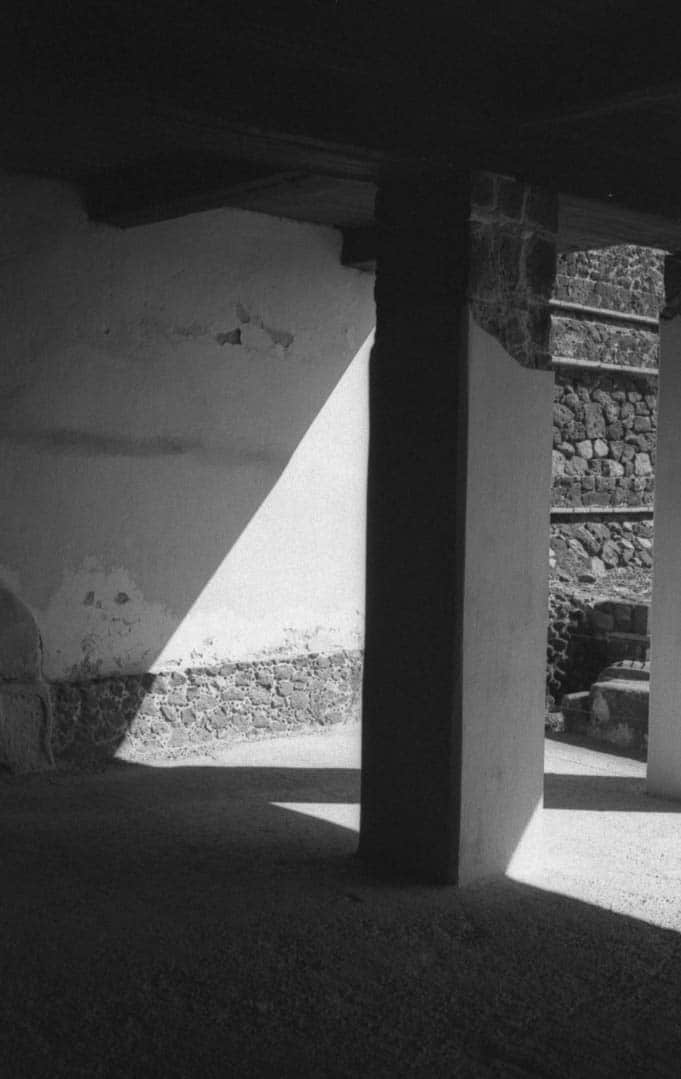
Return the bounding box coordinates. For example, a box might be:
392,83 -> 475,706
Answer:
561,659 -> 649,751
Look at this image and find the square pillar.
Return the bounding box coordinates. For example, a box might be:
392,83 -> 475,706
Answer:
359,171 -> 556,884
648,253 -> 681,797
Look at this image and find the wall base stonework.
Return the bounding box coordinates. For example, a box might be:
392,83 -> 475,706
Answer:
50,651 -> 362,762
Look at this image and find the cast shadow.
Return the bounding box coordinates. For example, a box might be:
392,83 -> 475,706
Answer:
3,758 -> 681,1077
544,771 -> 681,812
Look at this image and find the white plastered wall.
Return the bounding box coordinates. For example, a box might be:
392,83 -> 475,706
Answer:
459,315 -> 554,883
648,315 -> 681,796
0,173 -> 374,680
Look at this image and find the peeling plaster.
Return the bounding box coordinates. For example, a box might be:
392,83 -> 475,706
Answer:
0,179 -> 375,681
236,303 -> 294,350
39,560 -> 177,680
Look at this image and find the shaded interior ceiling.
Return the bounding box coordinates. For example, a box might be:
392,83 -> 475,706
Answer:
3,3 -> 681,246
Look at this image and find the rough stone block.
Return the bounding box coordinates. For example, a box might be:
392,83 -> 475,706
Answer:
566,456 -> 588,476
631,606 -> 649,635
589,679 -> 649,747
591,610 -> 615,633
634,453 -> 652,476
603,459 -> 624,478
250,687 -> 271,705
584,403 -> 606,439
0,684 -> 53,773
561,691 -> 591,731
601,540 -> 620,567
274,664 -> 295,680
289,691 -> 310,710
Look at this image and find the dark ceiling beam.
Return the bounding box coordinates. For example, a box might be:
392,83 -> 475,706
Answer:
519,80 -> 681,134
558,193 -> 681,253
341,193 -> 681,274
83,158 -> 309,228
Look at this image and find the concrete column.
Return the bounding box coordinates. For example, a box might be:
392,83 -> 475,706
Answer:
359,171 -> 556,884
648,254 -> 681,797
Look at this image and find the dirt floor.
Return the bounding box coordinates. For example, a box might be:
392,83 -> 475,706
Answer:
2,726 -> 681,1078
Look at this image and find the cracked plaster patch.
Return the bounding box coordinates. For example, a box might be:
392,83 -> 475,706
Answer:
38,559 -> 177,680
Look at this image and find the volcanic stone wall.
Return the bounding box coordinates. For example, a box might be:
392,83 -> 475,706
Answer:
550,518 -> 654,576
547,590 -> 649,708
546,246 -> 661,711
51,651 -> 363,762
552,372 -> 657,507
554,247 -> 664,318
550,246 -> 662,509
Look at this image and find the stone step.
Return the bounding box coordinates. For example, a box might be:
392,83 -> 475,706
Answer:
560,676 -> 649,751
561,690 -> 591,731
597,660 -> 650,683
588,679 -> 649,749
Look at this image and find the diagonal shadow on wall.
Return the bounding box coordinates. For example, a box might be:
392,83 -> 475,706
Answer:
0,177 -> 375,765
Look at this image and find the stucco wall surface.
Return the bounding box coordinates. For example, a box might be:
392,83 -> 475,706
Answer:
459,316 -> 554,883
0,173 -> 375,681
649,316 -> 681,796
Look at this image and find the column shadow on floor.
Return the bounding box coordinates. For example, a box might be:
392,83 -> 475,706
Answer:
544,772 -> 681,812
3,760 -> 681,1077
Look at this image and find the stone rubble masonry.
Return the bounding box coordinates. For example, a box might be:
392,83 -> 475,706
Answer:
469,172 -> 558,370
554,246 -> 664,318
550,519 -> 654,576
50,651 -> 363,763
552,372 -> 657,506
546,588 -> 649,709
551,247 -> 662,370
546,245 -> 662,715
551,316 -> 658,370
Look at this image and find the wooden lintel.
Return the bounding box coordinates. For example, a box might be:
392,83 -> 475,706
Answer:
558,193 -> 681,253
521,81 -> 681,135
83,158 -> 307,228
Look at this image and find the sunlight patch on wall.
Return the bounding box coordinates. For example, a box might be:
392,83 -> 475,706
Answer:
152,331 -> 373,670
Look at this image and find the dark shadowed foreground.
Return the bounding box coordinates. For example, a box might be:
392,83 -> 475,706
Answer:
2,728 -> 680,1078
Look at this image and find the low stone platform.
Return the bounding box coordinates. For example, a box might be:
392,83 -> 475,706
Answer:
561,660 -> 650,751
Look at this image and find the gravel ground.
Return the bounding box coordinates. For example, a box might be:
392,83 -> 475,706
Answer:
2,727 -> 681,1078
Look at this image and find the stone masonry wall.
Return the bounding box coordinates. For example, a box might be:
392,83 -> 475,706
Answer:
547,590 -> 649,708
551,316 -> 658,369
547,246 -> 660,715
50,651 -> 362,763
552,372 -> 657,507
550,519 -> 654,579
551,245 -> 661,508
469,172 -> 557,369
554,247 -> 664,318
